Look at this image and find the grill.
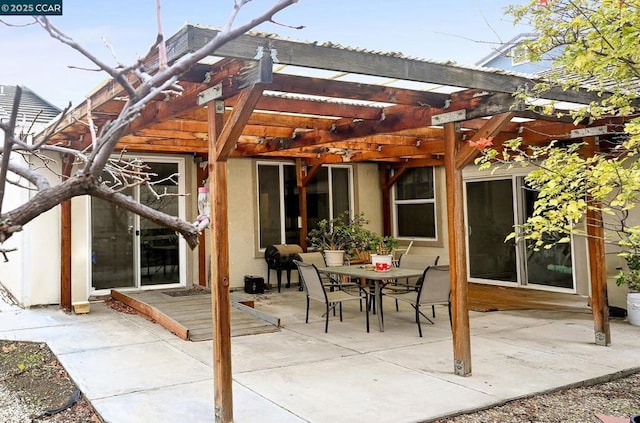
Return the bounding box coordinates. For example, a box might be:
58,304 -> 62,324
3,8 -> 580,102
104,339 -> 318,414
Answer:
264,244 -> 303,292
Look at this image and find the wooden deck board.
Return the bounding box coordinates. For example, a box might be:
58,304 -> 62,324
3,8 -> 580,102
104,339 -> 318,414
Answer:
111,289 -> 280,341
468,283 -> 590,312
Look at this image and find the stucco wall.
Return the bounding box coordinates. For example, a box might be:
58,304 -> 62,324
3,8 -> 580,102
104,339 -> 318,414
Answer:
227,159 -> 265,287
0,153 -> 27,303
353,162 -> 383,233
0,152 -> 61,307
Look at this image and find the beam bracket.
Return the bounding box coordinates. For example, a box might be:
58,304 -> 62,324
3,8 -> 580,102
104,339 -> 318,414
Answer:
197,83 -> 223,106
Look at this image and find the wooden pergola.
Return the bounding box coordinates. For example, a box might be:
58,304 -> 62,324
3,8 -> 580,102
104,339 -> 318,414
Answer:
49,24 -> 617,422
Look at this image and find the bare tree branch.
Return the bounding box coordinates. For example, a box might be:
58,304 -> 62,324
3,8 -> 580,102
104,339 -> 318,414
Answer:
0,86 -> 22,214
7,160 -> 51,190
0,0 -> 300,251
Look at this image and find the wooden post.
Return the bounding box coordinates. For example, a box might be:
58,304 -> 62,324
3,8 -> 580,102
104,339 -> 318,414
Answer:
379,164 -> 392,236
296,159 -> 308,250
443,122 -> 472,376
60,155 -> 73,312
207,100 -> 234,423
586,204 -> 611,346
583,136 -> 611,346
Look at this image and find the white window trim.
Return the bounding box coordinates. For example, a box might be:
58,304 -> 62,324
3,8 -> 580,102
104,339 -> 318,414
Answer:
391,167 -> 438,242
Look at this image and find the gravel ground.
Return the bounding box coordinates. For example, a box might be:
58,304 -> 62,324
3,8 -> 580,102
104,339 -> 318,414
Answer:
0,384 -> 37,423
435,371 -> 640,423
0,340 -> 102,422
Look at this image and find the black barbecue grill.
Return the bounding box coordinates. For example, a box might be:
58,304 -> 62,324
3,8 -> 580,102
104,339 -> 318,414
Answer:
264,244 -> 303,292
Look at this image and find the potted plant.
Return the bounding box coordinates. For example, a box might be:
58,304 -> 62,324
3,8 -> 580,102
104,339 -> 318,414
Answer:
307,211 -> 358,266
369,234 -> 398,271
615,254 -> 640,326
369,234 -> 399,255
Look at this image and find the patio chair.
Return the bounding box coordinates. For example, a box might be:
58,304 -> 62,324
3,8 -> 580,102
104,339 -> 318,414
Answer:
296,252 -> 328,291
294,260 -> 370,333
381,265 -> 451,337
297,252 -> 362,310
387,254 -> 440,313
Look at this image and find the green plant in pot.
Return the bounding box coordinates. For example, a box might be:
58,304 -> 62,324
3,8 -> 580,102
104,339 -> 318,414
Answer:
368,233 -> 398,271
307,211 -> 359,266
616,254 -> 640,326
369,234 -> 399,255
616,255 -> 640,292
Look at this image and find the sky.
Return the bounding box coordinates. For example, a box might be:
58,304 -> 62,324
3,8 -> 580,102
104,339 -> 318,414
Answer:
0,0 -> 530,109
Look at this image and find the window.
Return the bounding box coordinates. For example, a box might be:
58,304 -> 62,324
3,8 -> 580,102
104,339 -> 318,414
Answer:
256,162 -> 353,250
306,166 -> 352,231
393,167 -> 437,240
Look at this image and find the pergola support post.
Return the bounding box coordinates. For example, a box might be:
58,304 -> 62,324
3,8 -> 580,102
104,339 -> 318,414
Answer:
443,122 -> 472,376
208,100 -> 233,423
296,159 -> 308,250
587,204 -> 611,346
60,154 -> 73,312
582,136 -> 611,346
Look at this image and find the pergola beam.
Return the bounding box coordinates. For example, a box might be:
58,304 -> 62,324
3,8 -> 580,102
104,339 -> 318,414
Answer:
180,25 -> 606,106
216,84 -> 266,161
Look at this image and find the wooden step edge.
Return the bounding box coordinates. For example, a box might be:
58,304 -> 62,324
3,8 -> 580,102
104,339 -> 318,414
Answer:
111,290 -> 189,340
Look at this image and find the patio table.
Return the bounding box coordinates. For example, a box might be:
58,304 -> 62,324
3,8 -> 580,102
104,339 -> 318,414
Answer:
317,265 -> 424,332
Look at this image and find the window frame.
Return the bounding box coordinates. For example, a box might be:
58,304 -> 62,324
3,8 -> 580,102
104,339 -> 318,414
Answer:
391,167 -> 438,242
255,161 -> 354,251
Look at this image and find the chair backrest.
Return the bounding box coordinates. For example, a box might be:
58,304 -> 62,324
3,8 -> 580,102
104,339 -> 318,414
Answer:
398,254 -> 440,269
297,252 -> 326,268
398,254 -> 440,285
391,240 -> 414,264
417,265 -> 450,305
294,260 -> 327,302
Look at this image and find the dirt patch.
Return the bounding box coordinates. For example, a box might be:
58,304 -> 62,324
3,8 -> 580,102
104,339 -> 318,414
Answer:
162,287 -> 211,297
104,297 -> 138,314
0,340 -> 102,422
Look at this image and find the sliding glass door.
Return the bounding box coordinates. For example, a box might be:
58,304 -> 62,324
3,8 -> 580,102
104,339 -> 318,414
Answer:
465,177 -> 575,291
91,158 -> 185,292
91,188 -> 136,290
466,179 -> 517,283
522,188 -> 574,289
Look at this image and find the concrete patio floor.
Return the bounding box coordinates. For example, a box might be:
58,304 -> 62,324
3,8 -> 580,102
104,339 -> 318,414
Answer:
1,289 -> 639,423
